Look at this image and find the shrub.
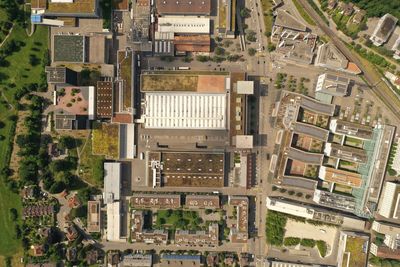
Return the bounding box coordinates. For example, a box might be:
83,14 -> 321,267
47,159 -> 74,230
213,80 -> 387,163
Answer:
300,238 -> 316,247
284,237 -> 300,246
316,240 -> 327,257
265,211 -> 287,246
288,190 -> 295,195
248,48 -> 256,56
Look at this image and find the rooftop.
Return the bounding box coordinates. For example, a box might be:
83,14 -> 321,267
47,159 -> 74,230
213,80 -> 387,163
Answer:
87,200 -> 101,232
103,162 -> 121,204
96,81 -> 113,119
144,93 -> 227,129
315,43 -> 348,69
131,194 -> 181,209
156,0 -> 211,15
158,16 -> 210,34
185,195 -> 220,209
319,166 -> 363,188
330,119 -> 374,140
53,35 -> 85,63
160,152 -> 225,187
324,143 -> 367,163
338,231 -> 369,267
54,86 -> 94,117
274,9 -> 307,32
315,73 -> 350,97
141,71 -> 228,92
46,0 -> 97,16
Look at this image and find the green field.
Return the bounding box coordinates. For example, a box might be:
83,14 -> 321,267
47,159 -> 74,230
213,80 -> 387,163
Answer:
0,24 -> 48,257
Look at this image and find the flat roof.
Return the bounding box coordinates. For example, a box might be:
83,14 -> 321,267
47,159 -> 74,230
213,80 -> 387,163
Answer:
300,96 -> 336,116
287,147 -> 324,165
158,16 -> 210,34
87,200 -> 101,232
131,194 -> 181,209
104,162 -> 121,204
161,152 -> 225,187
141,72 -> 228,92
229,196 -> 248,242
96,81 -> 113,119
46,0 -> 97,16
156,0 -> 211,15
316,73 -> 349,96
88,35 -> 106,64
106,202 -> 121,241
374,14 -> 398,40
32,0 -> 47,9
174,35 -> 211,53
144,93 -> 227,129
266,197 -> 314,219
319,166 -> 362,188
378,181 -> 400,219
53,35 -> 85,62
293,122 -> 330,141
237,81 -> 254,95
185,195 -> 220,209
274,9 -> 307,31
282,176 -> 318,190
55,86 -> 93,116
315,43 -> 348,69
325,143 -> 367,163
330,119 -> 373,139
45,67 -> 66,83
339,231 -> 369,267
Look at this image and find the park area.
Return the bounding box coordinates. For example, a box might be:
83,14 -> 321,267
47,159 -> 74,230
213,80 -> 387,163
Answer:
0,16 -> 48,263
265,211 -> 335,258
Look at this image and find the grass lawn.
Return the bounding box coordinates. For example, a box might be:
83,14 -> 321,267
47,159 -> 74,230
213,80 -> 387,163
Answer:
79,135 -> 105,187
92,122 -> 119,159
292,0 -> 316,26
344,235 -> 368,267
0,24 -> 48,258
344,136 -> 364,148
260,0 -> 274,33
155,210 -> 203,230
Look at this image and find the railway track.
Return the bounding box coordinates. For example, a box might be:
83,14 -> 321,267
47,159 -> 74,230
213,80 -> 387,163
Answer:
297,0 -> 400,119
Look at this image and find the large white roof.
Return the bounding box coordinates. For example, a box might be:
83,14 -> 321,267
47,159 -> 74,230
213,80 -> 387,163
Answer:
104,162 -> 121,204
144,93 -> 227,129
266,197 -> 314,219
158,16 -> 210,34
106,201 -> 121,241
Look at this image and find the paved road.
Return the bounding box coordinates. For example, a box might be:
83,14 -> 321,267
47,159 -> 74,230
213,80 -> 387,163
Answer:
297,0 -> 400,120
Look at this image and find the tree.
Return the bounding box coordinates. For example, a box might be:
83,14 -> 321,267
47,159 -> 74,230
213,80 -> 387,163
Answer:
196,55 -> 209,62
214,47 -> 225,56
240,8 -> 251,18
248,48 -> 256,56
9,208 -> 18,221
59,135 -> 76,149
246,30 -> 257,42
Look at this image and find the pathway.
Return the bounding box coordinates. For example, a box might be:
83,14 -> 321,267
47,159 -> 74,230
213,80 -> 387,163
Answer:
0,25 -> 14,48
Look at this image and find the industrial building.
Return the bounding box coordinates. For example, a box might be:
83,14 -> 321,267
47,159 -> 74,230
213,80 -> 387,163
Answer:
144,93 -> 227,129
157,17 -> 210,35
156,0 -> 211,16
